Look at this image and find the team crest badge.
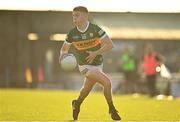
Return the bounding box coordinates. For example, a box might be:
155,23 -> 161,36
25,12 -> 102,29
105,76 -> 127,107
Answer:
90,33 -> 93,37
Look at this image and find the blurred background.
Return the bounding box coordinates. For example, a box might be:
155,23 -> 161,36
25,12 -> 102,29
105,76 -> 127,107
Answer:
0,0 -> 180,97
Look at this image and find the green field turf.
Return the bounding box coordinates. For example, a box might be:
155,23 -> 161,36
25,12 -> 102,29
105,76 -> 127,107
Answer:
0,89 -> 180,121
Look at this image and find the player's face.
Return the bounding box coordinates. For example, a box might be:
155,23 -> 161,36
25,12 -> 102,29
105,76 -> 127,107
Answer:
72,11 -> 87,26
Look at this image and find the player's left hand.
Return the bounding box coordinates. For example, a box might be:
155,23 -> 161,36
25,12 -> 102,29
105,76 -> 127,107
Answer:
86,51 -> 97,64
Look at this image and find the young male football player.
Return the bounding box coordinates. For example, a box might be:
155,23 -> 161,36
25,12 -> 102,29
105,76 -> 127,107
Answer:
59,6 -> 121,121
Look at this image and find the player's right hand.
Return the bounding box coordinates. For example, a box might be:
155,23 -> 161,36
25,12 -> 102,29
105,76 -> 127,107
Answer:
86,51 -> 97,64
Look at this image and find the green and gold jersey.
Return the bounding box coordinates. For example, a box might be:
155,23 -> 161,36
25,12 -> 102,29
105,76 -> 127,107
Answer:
65,22 -> 106,65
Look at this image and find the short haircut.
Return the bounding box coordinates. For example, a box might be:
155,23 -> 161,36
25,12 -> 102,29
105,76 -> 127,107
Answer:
73,6 -> 88,13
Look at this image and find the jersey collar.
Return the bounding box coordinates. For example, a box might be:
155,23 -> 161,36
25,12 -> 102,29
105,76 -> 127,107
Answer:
77,21 -> 89,33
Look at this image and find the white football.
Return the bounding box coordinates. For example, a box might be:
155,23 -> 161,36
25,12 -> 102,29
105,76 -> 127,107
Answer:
61,54 -> 77,71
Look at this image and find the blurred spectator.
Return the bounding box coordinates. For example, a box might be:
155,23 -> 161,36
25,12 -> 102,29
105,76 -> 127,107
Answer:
169,56 -> 180,97
174,56 -> 180,73
115,46 -> 138,94
142,43 -> 163,97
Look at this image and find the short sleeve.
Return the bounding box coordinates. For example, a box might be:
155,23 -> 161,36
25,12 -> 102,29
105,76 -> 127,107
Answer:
95,25 -> 106,39
65,32 -> 72,44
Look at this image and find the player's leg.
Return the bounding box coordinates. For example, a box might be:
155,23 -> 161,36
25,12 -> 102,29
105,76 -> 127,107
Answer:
86,69 -> 113,104
77,77 -> 96,105
86,69 -> 121,120
72,77 -> 96,120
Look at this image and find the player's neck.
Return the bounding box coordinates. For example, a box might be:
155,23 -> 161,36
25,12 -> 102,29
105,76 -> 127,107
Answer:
77,21 -> 89,33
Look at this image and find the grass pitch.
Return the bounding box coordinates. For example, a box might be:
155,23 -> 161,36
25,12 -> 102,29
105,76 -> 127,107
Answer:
0,89 -> 180,121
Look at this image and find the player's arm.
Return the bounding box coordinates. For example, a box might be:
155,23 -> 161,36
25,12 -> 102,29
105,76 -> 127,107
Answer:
59,42 -> 71,63
86,35 -> 114,64
95,35 -> 114,55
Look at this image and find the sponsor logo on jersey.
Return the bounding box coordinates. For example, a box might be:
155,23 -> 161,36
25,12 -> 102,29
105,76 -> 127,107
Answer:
72,38 -> 101,50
